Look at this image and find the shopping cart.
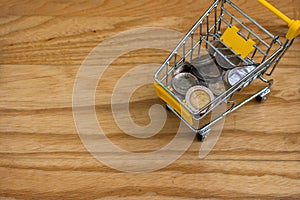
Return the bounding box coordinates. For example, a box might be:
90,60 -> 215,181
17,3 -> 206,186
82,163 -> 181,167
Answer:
154,0 -> 299,140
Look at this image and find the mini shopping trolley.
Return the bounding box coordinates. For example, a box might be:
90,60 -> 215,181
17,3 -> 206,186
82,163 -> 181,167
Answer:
154,0 -> 300,140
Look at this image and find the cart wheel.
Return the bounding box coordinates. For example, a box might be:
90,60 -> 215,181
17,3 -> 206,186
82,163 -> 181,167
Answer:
256,94 -> 269,103
196,133 -> 204,142
256,87 -> 271,103
165,104 -> 171,111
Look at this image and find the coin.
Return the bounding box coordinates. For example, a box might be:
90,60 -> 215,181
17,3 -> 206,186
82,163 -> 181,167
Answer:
209,41 -> 242,69
173,62 -> 194,75
225,65 -> 256,87
186,85 -> 215,113
174,62 -> 204,81
171,72 -> 199,96
215,49 -> 242,69
191,54 -> 213,67
191,54 -> 222,79
208,41 -> 223,56
208,79 -> 226,96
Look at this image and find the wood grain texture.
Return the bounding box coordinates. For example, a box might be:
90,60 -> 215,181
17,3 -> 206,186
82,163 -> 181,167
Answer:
0,0 -> 299,199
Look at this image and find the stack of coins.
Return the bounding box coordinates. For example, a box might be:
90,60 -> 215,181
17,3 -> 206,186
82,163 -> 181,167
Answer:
171,41 -> 254,114
191,52 -> 226,98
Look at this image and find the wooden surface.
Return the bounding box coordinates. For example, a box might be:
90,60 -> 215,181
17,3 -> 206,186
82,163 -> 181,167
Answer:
0,0 -> 300,199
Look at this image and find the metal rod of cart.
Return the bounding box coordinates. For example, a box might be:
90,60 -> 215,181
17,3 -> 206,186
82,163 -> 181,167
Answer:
154,0 -> 299,140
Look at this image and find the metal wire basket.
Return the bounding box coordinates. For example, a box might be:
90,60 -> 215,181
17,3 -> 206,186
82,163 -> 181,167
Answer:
154,0 -> 299,140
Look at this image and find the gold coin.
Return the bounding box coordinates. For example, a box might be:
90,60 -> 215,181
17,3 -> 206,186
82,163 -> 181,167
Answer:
186,85 -> 215,114
190,90 -> 211,110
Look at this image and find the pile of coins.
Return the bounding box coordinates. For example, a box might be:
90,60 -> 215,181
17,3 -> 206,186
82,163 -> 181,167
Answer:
170,41 -> 256,114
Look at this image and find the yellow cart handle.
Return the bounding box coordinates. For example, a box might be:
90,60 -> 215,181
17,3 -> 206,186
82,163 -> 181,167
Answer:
258,0 -> 300,40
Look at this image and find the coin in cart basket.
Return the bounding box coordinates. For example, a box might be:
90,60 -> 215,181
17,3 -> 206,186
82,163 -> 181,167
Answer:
225,65 -> 256,87
208,41 -> 224,56
215,49 -> 242,69
209,41 -> 242,69
191,54 -> 222,79
174,62 -> 205,84
185,85 -> 215,114
208,79 -> 226,96
173,62 -> 194,75
171,72 -> 199,96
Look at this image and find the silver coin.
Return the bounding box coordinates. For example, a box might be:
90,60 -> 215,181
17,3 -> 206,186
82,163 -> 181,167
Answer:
191,54 -> 213,67
191,54 -> 221,79
215,49 -> 242,69
227,65 -> 256,86
174,62 -> 194,76
209,41 -> 242,69
208,79 -> 226,96
171,72 -> 199,96
208,41 -> 223,56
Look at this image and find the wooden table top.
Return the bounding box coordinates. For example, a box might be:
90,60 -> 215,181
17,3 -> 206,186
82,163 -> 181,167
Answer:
0,0 -> 299,199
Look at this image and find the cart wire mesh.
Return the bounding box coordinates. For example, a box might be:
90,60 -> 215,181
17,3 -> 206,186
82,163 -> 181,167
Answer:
154,0 -> 296,134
